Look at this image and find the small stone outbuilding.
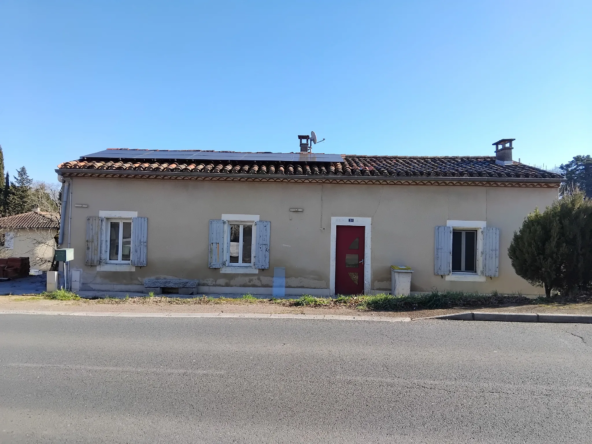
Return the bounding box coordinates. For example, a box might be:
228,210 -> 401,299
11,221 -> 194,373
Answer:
0,210 -> 60,271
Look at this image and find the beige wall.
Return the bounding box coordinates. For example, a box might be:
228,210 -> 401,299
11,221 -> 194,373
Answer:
0,228 -> 57,271
64,177 -> 558,295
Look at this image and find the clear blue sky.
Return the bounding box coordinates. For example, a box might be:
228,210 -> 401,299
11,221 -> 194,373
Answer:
1,0 -> 591,183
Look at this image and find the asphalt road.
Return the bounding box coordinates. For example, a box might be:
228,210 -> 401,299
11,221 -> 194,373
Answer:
1,315 -> 591,443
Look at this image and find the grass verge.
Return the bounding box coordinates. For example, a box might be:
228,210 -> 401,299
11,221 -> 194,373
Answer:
43,289 -> 81,301
78,291 -> 543,311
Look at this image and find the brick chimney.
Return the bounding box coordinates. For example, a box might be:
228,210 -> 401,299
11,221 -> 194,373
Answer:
298,135 -> 310,153
493,139 -> 515,166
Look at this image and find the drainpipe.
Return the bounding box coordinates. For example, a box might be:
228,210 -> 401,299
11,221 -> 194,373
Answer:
58,179 -> 70,246
68,177 -> 73,248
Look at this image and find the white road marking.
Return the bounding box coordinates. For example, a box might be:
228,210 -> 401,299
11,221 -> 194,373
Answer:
6,363 -> 225,375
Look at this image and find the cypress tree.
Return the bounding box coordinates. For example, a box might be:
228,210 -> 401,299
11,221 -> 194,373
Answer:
0,145 -> 4,189
2,173 -> 9,216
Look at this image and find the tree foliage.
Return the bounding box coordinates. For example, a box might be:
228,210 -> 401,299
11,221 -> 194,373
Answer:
30,181 -> 61,213
0,166 -> 60,217
0,145 -> 4,189
560,155 -> 592,198
508,192 -> 592,297
8,167 -> 34,215
1,173 -> 9,217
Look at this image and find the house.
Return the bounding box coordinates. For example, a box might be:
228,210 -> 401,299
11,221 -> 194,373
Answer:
55,138 -> 562,296
0,209 -> 60,272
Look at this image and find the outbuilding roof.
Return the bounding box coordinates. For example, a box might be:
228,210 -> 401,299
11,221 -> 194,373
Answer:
0,211 -> 60,229
57,149 -> 563,187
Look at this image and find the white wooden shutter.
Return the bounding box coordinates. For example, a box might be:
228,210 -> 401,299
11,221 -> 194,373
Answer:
131,217 -> 148,267
482,226 -> 500,277
434,226 -> 452,275
4,232 -> 14,250
85,216 -> 102,266
209,220 -> 225,268
254,221 -> 271,269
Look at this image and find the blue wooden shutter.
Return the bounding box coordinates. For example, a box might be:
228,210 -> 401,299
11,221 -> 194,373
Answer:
85,216 -> 102,266
254,221 -> 271,269
209,220 -> 225,268
434,226 -> 452,275
131,217 -> 148,267
482,226 -> 500,277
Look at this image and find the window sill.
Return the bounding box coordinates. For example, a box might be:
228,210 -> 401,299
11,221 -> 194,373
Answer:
97,264 -> 136,272
445,273 -> 487,282
220,266 -> 258,274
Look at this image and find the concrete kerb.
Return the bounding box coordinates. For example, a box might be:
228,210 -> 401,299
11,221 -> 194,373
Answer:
420,312 -> 592,324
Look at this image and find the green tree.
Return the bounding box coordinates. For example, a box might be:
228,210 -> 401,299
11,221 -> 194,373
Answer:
560,155 -> 592,198
0,145 -> 4,189
1,173 -> 9,217
8,166 -> 34,215
508,192 -> 592,297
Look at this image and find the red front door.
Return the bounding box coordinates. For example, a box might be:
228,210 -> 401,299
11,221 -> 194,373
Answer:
335,226 -> 365,295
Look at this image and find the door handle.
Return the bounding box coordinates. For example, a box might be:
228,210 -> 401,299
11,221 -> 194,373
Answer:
359,259 -> 364,264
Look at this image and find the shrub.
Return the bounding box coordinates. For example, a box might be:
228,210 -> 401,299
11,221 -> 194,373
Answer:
508,192 -> 592,297
293,296 -> 330,306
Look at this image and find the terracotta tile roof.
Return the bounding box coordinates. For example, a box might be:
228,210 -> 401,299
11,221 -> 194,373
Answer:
0,211 -> 60,229
57,149 -> 562,182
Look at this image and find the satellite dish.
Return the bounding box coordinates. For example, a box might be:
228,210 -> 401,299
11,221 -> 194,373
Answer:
311,131 -> 317,144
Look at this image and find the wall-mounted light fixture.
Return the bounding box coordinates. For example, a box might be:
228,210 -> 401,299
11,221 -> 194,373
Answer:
74,204 -> 89,208
289,208 -> 304,212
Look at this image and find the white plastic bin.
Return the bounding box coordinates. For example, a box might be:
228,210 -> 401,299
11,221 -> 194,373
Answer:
391,266 -> 413,296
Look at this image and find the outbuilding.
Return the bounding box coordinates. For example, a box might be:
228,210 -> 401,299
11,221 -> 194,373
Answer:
0,209 -> 60,273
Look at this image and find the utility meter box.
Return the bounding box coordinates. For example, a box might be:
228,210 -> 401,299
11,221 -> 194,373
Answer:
54,248 -> 74,262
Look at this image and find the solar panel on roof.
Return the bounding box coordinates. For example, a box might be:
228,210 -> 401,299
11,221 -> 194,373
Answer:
82,149 -> 343,163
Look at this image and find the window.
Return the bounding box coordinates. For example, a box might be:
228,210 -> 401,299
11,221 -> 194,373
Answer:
209,214 -> 269,273
108,220 -> 132,263
228,223 -> 253,265
88,211 -> 146,271
452,230 -> 477,273
436,221 -> 489,282
1,232 -> 14,250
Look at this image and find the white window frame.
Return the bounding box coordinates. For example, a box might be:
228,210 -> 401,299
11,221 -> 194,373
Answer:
221,214 -> 259,274
106,219 -> 132,264
98,211 -> 137,272
445,220 -> 486,282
